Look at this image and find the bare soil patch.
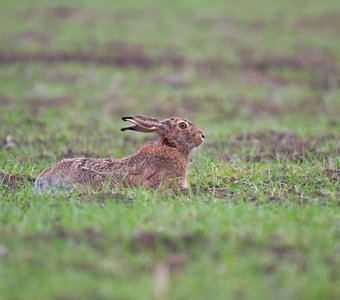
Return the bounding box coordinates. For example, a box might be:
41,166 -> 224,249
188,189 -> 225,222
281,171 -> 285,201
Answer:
46,70 -> 99,85
14,30 -> 50,47
239,48 -> 340,90
0,50 -> 189,69
0,43 -> 220,75
234,96 -> 335,116
154,73 -> 191,88
176,94 -> 336,119
46,5 -> 79,20
25,95 -> 74,110
240,70 -> 290,86
297,12 -> 340,34
208,131 -> 338,162
194,16 -> 268,33
46,70 -> 81,83
325,168 -> 340,183
0,95 -> 15,107
269,244 -> 306,271
26,227 -> 103,247
239,48 -> 335,72
131,230 -> 206,253
56,226 -> 102,242
1,44 -> 338,91
238,234 -> 306,271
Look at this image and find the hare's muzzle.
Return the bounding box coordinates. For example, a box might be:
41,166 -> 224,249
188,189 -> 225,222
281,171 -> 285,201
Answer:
193,130 -> 205,147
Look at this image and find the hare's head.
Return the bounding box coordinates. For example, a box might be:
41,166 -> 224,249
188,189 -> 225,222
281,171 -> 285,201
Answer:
121,115 -> 205,154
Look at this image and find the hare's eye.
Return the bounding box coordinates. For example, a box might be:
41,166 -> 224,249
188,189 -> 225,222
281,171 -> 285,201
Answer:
178,122 -> 187,129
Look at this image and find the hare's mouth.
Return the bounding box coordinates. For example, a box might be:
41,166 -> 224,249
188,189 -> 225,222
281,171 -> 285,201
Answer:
193,135 -> 204,147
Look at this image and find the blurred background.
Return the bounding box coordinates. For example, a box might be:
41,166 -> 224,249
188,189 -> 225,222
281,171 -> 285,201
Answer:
0,0 -> 339,165
1,2 -> 339,300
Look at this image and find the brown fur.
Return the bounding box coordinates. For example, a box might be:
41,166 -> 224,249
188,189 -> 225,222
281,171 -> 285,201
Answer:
35,116 -> 205,191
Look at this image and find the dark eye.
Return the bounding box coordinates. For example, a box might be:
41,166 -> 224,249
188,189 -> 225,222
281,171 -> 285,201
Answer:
178,122 -> 187,129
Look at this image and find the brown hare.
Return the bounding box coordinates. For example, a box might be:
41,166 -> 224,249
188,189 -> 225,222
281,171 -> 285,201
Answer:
35,115 -> 205,191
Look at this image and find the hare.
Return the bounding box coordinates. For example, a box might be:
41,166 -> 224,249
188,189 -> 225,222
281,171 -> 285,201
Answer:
35,115 -> 205,191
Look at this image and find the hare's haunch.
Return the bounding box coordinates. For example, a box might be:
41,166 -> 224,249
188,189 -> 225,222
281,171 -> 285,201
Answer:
35,116 -> 205,191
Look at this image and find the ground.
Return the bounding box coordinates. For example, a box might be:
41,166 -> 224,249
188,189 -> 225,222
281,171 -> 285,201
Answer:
0,0 -> 339,299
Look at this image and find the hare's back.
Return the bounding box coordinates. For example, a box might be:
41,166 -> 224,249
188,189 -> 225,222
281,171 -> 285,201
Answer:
35,157 -> 122,190
35,158 -> 79,190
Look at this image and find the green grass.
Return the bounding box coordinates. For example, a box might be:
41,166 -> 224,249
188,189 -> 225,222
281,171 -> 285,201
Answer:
0,0 -> 339,299
1,197 -> 339,300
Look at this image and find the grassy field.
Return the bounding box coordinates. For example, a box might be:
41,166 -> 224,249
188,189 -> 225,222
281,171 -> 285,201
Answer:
0,0 -> 339,299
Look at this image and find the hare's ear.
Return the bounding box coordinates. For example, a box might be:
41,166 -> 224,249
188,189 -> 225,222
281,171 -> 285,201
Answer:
121,115 -> 166,134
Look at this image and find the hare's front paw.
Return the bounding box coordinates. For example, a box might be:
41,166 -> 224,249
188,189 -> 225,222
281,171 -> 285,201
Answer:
180,178 -> 188,190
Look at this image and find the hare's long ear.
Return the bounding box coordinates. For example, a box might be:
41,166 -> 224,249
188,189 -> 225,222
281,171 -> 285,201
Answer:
121,115 -> 166,134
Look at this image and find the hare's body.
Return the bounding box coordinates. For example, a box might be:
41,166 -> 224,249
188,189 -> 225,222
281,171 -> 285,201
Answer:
35,115 -> 204,191
35,143 -> 188,190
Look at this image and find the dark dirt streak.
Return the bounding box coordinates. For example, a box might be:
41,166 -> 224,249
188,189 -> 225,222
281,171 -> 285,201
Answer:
26,227 -> 103,246
237,235 -> 306,271
131,230 -> 206,253
25,227 -> 205,274
325,168 -> 340,183
25,95 -> 74,110
297,12 -> 340,33
0,95 -> 13,106
238,48 -> 337,72
0,50 -> 188,69
46,5 -> 79,19
179,95 -> 338,117
26,227 -> 206,252
1,48 -> 338,90
1,48 -> 332,71
206,131 -> 339,162
238,48 -> 340,89
14,31 -> 50,47
46,70 -> 81,83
